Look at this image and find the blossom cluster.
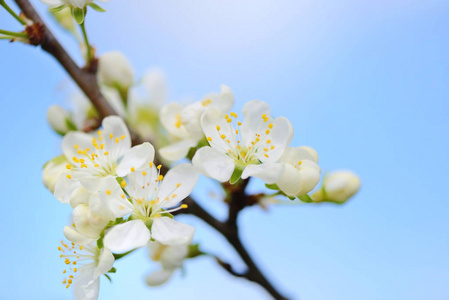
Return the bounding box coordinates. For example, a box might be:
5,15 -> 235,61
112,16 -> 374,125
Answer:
43,51 -> 361,300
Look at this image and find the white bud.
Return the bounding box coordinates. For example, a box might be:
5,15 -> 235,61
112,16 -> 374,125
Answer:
42,155 -> 69,193
97,51 -> 134,93
50,7 -> 75,32
313,170 -> 361,203
47,105 -> 71,134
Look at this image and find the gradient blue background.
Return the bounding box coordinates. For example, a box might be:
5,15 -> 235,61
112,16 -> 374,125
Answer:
1,0 -> 448,299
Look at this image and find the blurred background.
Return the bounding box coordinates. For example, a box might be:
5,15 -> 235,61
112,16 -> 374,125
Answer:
1,0 -> 448,299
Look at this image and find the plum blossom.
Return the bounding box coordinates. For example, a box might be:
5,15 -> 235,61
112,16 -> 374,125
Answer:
58,240 -> 114,300
54,116 -> 154,202
159,85 -> 234,161
192,100 -> 294,184
103,163 -> 199,253
97,51 -> 134,96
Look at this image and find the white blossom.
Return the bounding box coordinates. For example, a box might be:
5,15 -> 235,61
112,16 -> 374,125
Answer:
58,240 -> 114,300
103,164 -> 199,253
54,116 -> 154,202
192,100 -> 293,184
159,85 -> 234,161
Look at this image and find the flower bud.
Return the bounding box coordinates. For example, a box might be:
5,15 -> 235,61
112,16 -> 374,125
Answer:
47,105 -> 73,135
97,51 -> 134,96
42,155 -> 69,193
313,171 -> 361,203
50,7 -> 75,32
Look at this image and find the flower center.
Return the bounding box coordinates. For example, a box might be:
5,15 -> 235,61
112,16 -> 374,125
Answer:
66,130 -> 126,179
207,112 -> 275,164
58,240 -> 97,289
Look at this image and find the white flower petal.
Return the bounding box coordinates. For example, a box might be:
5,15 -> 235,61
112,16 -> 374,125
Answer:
54,176 -> 80,203
101,116 -> 131,158
210,85 -> 234,113
276,164 -> 303,196
62,131 -> 93,163
116,142 -> 155,177
159,164 -> 199,208
146,269 -> 174,286
241,163 -> 285,184
192,146 -> 235,182
69,186 -> 90,208
201,108 -> 234,153
97,51 -> 134,90
73,276 -> 99,300
151,217 -> 195,246
77,176 -> 107,193
63,226 -> 94,245
126,165 -> 158,200
159,139 -> 198,161
103,220 -> 151,253
160,244 -> 189,270
160,103 -> 189,138
99,176 -> 134,218
240,100 -> 271,146
93,248 -> 115,279
256,117 -> 294,163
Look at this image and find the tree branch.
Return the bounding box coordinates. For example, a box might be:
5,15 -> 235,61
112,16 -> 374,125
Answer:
14,0 -> 115,119
13,0 -> 288,298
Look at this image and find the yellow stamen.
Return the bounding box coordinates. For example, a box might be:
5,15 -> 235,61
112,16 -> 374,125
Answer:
207,137 -> 213,141
181,204 -> 188,209
130,167 -> 135,172
105,190 -> 111,195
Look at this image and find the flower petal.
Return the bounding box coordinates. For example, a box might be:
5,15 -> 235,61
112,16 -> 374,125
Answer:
101,116 -> 131,158
126,165 -> 158,200
103,220 -> 151,253
275,164 -> 303,196
146,269 -> 175,286
62,131 -> 93,162
63,226 -> 94,245
73,276 -> 99,300
192,146 -> 235,182
93,248 -> 115,279
201,108 -> 234,153
99,176 -> 134,218
54,175 -> 81,203
256,116 -> 294,163
151,217 -> 195,246
158,164 -> 199,208
116,142 -> 155,177
159,139 -> 198,161
240,100 -> 271,146
210,85 -> 234,113
241,163 -> 285,184
160,103 -> 189,138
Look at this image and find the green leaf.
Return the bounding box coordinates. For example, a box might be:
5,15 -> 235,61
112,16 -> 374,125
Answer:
229,167 -> 243,185
104,274 -> 112,282
298,194 -> 313,203
113,249 -> 135,260
50,5 -> 66,12
265,183 -> 280,190
73,7 -> 84,24
88,3 -> 106,12
108,267 -> 117,273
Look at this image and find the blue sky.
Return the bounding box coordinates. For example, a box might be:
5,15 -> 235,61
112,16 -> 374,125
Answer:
0,0 -> 448,299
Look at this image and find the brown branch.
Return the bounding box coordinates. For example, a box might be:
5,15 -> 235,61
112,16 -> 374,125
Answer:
13,0 -> 288,298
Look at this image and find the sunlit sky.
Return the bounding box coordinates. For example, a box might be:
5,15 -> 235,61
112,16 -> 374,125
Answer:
0,0 -> 448,299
